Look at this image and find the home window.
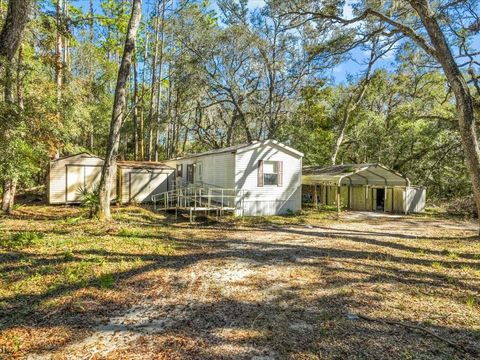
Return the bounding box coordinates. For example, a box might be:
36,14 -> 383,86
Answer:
263,161 -> 278,186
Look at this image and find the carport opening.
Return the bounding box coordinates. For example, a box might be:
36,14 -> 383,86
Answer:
376,188 -> 385,211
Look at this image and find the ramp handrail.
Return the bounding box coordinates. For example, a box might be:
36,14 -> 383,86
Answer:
152,183 -> 244,214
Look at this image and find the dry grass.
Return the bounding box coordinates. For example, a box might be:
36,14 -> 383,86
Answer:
0,205 -> 479,359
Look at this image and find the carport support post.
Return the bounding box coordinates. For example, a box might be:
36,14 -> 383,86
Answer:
384,187 -> 387,213
314,185 -> 318,209
336,185 -> 341,215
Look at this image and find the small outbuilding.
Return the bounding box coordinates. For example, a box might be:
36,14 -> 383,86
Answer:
302,163 -> 425,214
48,153 -> 175,204
117,161 -> 174,204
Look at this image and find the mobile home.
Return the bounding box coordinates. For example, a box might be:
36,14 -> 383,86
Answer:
165,140 -> 304,216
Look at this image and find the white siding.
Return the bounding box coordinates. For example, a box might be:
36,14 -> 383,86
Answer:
165,142 -> 303,216
234,145 -> 302,216
166,152 -> 235,189
405,187 -> 426,213
118,168 -> 174,203
49,154 -> 107,204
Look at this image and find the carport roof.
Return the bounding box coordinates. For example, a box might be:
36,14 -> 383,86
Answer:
303,163 -> 410,187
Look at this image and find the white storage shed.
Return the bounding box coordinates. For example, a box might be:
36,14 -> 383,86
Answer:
165,140 -> 303,216
117,161 -> 174,204
48,153 -> 174,204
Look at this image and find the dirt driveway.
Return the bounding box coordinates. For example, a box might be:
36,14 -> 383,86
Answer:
1,208 -> 479,359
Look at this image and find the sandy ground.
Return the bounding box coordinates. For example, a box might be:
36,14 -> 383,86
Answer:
10,212 -> 480,359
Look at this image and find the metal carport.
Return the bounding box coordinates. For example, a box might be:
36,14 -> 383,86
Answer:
302,164 -> 425,214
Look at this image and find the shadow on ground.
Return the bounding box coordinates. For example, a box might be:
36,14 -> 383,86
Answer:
0,206 -> 479,359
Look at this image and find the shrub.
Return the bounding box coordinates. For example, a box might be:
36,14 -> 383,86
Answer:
446,195 -> 478,218
0,231 -> 44,249
78,185 -> 100,218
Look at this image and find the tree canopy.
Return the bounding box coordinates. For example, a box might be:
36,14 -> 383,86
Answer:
0,0 -> 479,213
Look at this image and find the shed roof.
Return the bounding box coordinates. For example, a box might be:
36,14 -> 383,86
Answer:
50,152 -> 103,162
171,139 -> 303,160
303,163 -> 410,187
50,153 -> 173,170
117,161 -> 173,170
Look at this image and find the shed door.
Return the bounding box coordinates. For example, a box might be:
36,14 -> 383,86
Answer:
129,172 -> 168,203
66,165 -> 103,202
66,166 -> 84,202
84,166 -> 102,192
149,172 -> 168,200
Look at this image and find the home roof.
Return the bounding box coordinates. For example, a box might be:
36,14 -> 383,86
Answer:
303,163 -> 410,187
171,139 -> 303,160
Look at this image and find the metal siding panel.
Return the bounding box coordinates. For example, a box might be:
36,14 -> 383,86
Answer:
235,144 -> 302,216
66,165 -> 84,202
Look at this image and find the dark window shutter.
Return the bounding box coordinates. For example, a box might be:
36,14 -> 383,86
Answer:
258,160 -> 264,187
277,161 -> 283,187
187,164 -> 194,184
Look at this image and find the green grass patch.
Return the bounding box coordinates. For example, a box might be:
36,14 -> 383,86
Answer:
0,231 -> 45,249
64,216 -> 85,225
466,295 -> 477,309
225,208 -> 338,227
97,273 -> 115,289
0,207 -> 177,327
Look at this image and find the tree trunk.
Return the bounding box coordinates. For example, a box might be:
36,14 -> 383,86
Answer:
165,55 -> 173,158
0,0 -> 33,67
2,180 -> 17,214
331,44 -> 376,165
331,102 -> 353,165
55,0 -> 64,101
154,0 -> 166,162
4,58 -> 14,103
16,44 -> 24,109
1,58 -> 15,211
88,0 -> 94,151
409,0 -> 480,234
0,0 -> 32,214
133,59 -> 139,160
63,0 -> 69,71
147,0 -> 161,161
140,33 -> 149,160
95,0 -> 142,220
0,0 -> 33,214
